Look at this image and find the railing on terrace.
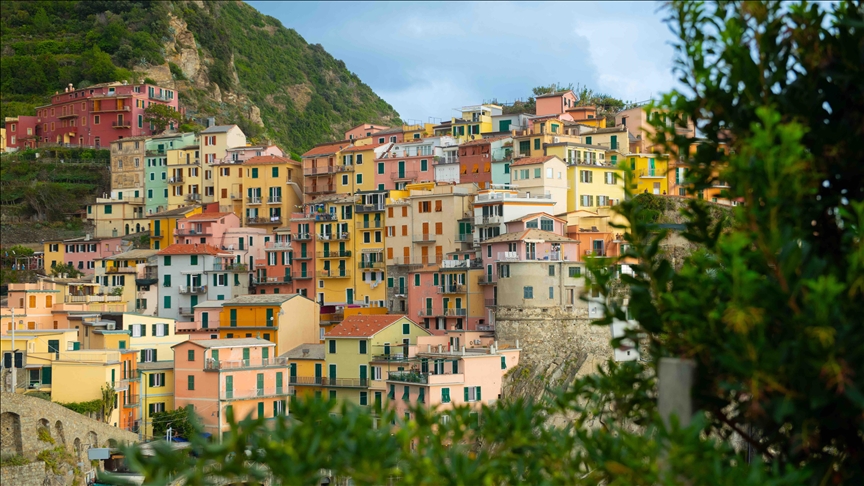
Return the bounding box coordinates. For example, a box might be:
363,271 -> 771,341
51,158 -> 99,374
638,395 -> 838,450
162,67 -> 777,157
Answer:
584,249 -> 607,257
317,270 -> 351,278
317,232 -> 350,241
355,203 -> 386,213
440,259 -> 481,269
639,169 -> 663,178
372,353 -> 410,362
496,251 -> 565,262
303,166 -> 337,176
106,266 -> 136,273
484,299 -> 497,307
412,234 -> 436,243
437,285 -> 466,294
252,275 -> 292,285
390,171 -> 419,180
178,307 -> 194,316
434,156 -> 459,165
317,250 -> 351,258
477,275 -> 497,285
475,192 -> 552,202
168,176 -> 184,184
444,308 -> 467,317
175,228 -> 211,236
179,285 -> 207,294
247,196 -> 263,204
222,386 -> 293,400
456,233 -> 474,243
310,213 -> 338,222
356,220 -> 383,228
268,196 -> 282,204
265,240 -> 292,249
293,233 -> 312,241
477,324 -> 495,332
64,295 -> 122,303
387,370 -> 461,384
247,216 -> 281,225
479,215 -> 503,225
288,376 -> 368,388
205,357 -> 288,371
358,261 -> 385,269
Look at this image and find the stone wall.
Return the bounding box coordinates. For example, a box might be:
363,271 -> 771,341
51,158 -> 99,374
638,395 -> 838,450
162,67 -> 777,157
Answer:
0,391 -> 139,485
0,462 -> 48,486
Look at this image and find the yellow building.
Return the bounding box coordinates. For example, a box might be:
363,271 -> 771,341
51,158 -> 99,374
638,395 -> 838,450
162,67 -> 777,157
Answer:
138,361 -> 174,439
43,241 -> 65,270
0,329 -> 80,393
562,161 -> 626,212
308,194 -> 356,308
147,205 -> 202,250
94,249 -> 159,312
280,343 -> 324,398
240,155 -> 303,230
627,154 -> 669,195
402,122 -> 435,141
513,117 -> 580,158
74,313 -> 186,362
217,294 -> 320,355
451,105 -> 499,142
319,315 -> 431,406
201,124 -> 247,205
336,144 -> 387,194
165,144 -> 203,210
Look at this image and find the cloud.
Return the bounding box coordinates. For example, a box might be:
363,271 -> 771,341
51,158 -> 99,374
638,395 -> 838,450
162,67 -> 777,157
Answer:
250,1 -> 679,120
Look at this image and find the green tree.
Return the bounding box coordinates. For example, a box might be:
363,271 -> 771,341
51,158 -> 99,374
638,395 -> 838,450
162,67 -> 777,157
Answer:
143,104 -> 182,134
101,383 -> 116,425
121,2 -> 863,483
32,8 -> 51,34
80,46 -> 117,84
151,407 -> 196,441
49,263 -> 83,279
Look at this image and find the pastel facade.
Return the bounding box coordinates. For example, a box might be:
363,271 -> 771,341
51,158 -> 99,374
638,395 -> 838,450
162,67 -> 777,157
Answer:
86,196 -> 149,238
201,125 -> 247,205
345,124 -> 390,141
5,81 -> 178,151
43,235 -> 128,274
301,140 -> 351,203
472,188 -> 557,244
534,90 -> 578,117
508,156 -> 568,209
3,116 -> 39,151
450,105 -> 501,142
563,161 -> 626,213
241,155 -> 303,229
627,154 -> 669,195
372,138 -> 454,190
281,343 -> 325,398
457,135 -> 513,188
93,249 -> 159,312
145,133 -> 198,215
1,282 -> 62,332
155,244 -> 240,322
216,294 -> 320,355
110,136 -> 148,198
147,206 -> 203,250
173,339 -> 290,439
138,361 -> 175,439
165,143 -> 203,209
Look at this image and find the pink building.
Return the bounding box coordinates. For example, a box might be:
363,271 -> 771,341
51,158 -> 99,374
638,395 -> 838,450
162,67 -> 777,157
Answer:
173,211 -> 266,271
373,140 -> 436,190
5,81 -> 179,151
345,124 -> 390,141
386,332 -> 520,420
173,338 -> 290,440
220,144 -> 284,164
534,90 -> 578,117
46,235 -> 128,274
3,116 -> 40,151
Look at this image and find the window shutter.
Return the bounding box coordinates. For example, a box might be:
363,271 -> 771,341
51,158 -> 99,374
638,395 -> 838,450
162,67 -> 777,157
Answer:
153,349 -> 157,361
464,387 -> 469,402
152,324 -> 156,336
149,404 -> 155,417
149,373 -> 155,387
476,386 -> 481,401
140,350 -> 145,362
42,367 -> 52,385
501,356 -> 507,369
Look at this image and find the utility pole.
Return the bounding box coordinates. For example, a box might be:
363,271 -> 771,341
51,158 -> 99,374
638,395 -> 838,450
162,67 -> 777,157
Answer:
10,308 -> 16,393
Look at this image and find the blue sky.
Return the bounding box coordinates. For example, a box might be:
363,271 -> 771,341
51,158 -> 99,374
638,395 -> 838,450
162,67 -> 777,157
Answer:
248,1 -> 679,122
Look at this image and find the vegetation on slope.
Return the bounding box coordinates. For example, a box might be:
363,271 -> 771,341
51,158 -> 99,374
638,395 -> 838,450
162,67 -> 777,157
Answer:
0,1 -> 400,154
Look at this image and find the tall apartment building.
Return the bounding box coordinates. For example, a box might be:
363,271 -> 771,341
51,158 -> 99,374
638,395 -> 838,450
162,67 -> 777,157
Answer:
144,133 -> 198,215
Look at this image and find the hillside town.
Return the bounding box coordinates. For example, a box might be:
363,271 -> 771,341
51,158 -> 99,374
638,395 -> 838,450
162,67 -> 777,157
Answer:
3,79 -> 721,475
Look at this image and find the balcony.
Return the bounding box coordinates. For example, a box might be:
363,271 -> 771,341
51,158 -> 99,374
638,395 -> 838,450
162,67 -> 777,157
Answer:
221,386 -> 294,400
93,105 -> 131,114
230,193 -> 243,200
294,233 -> 312,241
477,324 -> 495,332
356,220 -> 383,229
475,192 -> 553,202
412,234 -> 436,243
247,216 -> 282,225
205,356 -> 289,371
311,213 -> 338,222
168,176 -> 184,184
639,169 -> 664,178
456,233 -> 474,244
478,275 -> 497,285
440,259 -> 481,269
484,299 -> 497,307
477,215 -> 502,225
106,266 -> 136,273
317,250 -> 351,259
387,371 -> 463,385
64,295 -> 122,303
175,227 -> 211,236
252,275 -> 292,285
418,308 -> 437,317
358,261 -> 385,270
390,171 -> 418,181
288,376 -> 368,388
247,196 -> 263,205
178,307 -> 195,316
146,149 -> 166,156
355,203 -> 386,213
496,251 -> 566,262
293,252 -> 312,260
584,249 -> 607,258
317,270 -> 350,279
185,193 -> 202,202
372,353 -> 411,362
179,285 -> 207,294
111,120 -> 132,128
333,165 -> 354,173
293,272 -> 313,279
123,394 -> 140,407
444,308 -> 467,317
390,286 -> 407,296
303,166 -> 337,176
211,262 -> 248,272
58,111 -> 79,119
317,232 -> 350,241
437,284 -> 466,294
265,240 -> 292,250
434,156 -> 459,165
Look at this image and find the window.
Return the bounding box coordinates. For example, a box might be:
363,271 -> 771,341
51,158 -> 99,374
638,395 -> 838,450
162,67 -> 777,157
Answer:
421,159 -> 428,171
540,219 -> 554,231
149,372 -> 165,387
569,266 -> 582,277
549,265 -> 555,276
402,323 -> 410,335
549,286 -> 555,298
534,168 -> 541,179
580,195 -> 594,207
414,274 -> 420,286
534,138 -> 540,150
104,205 -> 113,215
164,256 -> 171,266
251,168 -> 258,178
403,386 -> 410,401
163,296 -> 171,309
359,391 -> 368,406
356,173 -> 363,184
501,356 -> 507,370
441,388 -> 451,403
187,375 -> 195,390
271,167 -> 279,177
372,366 -> 382,380
580,170 -> 593,183
342,174 -> 349,185
523,286 -> 533,299
328,339 -> 336,354
188,349 -> 195,361
359,340 -> 367,354
605,172 -> 617,184
464,386 -> 481,402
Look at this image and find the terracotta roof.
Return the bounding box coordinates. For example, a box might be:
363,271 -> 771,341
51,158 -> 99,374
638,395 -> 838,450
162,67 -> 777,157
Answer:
201,125 -> 239,133
482,229 -> 576,244
584,125 -> 628,134
460,135 -> 511,146
243,155 -> 298,165
326,315 -> 413,338
510,155 -> 558,167
302,140 -> 351,158
183,212 -> 233,221
157,243 -> 229,256
146,206 -> 200,218
535,90 -> 574,99
508,212 -> 567,223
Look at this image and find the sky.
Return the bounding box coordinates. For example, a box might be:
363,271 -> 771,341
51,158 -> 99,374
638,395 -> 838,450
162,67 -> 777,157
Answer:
248,1 -> 679,122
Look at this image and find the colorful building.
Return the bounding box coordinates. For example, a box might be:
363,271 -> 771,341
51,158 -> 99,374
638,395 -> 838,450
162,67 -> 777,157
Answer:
626,154 -> 669,195
3,116 -> 39,151
240,155 -> 303,230
165,142 -> 203,210
450,105 -> 501,142
472,187 -> 558,244
534,90 -> 578,117
345,124 -> 390,141
137,361 -> 174,439
216,294 -> 320,355
155,243 -> 241,322
301,140 -> 352,204
109,137 -> 148,201
43,235 -> 129,274
93,249 -> 159,312
280,343 -> 324,398
457,136 -> 513,188
173,338 -> 290,440
147,206 -> 203,250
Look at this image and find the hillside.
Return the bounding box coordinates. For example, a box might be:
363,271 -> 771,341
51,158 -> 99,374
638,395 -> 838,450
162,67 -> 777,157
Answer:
0,1 -> 401,156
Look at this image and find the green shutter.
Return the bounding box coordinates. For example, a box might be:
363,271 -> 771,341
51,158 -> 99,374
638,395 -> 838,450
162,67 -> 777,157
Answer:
403,323 -> 410,335
190,255 -> 198,265
243,348 -> 250,362
464,387 -> 469,402
230,309 -> 237,326
257,373 -> 264,394
263,347 -> 269,360
225,376 -> 233,398
202,312 -> 209,328
501,356 -> 507,369
387,277 -> 394,288
212,349 -> 219,362
534,138 -> 540,150
164,256 -> 171,266
414,274 -> 420,286
187,375 -> 195,390
359,340 -> 367,354
188,349 -> 194,361
163,274 -> 171,287
41,366 -> 52,385
266,308 -> 274,326
276,372 -> 283,392
257,401 -> 264,418
163,295 -> 171,309
476,386 -> 481,401
442,388 -> 450,403
149,373 -> 155,387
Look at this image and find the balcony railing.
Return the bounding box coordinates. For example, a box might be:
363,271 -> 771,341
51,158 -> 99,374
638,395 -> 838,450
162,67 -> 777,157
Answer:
175,228 -> 211,236
221,386 -> 294,400
123,394 -> 140,407
311,213 -> 338,222
268,196 -> 282,204
317,270 -> 351,278
390,171 -> 418,180
205,357 -> 288,371
304,183 -> 334,194
247,216 -> 281,225
437,284 -> 466,294
478,215 -> 503,225
456,233 -> 474,243
639,169 -> 663,178
317,232 -> 350,241
440,259 -> 482,269
303,166 -> 337,176
111,121 -> 131,128
358,261 -> 385,269
496,251 -> 566,262
252,275 -> 292,285
294,233 -> 312,241
356,220 -> 383,229
444,308 -> 467,317
484,299 -> 497,307
434,156 -> 459,165
584,249 -> 607,257
293,272 -> 313,279
265,241 -> 292,250
230,193 -> 243,200
64,295 -> 122,303
478,275 -> 497,285
288,376 -> 368,388
149,92 -> 172,102
185,193 -> 202,202
355,203 -> 386,213
317,250 -> 351,258
247,196 -> 263,204
418,308 -> 437,317
293,252 -> 312,260
372,353 -> 410,362
412,234 -> 436,243
168,176 -> 184,184
178,307 -> 195,316
179,285 -> 207,294
212,263 -> 248,272
106,266 -> 136,273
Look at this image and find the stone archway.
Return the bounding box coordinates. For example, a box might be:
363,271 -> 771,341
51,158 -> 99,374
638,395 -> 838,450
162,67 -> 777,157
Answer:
74,438 -> 82,461
1,411 -> 23,456
88,431 -> 98,449
54,420 -> 66,446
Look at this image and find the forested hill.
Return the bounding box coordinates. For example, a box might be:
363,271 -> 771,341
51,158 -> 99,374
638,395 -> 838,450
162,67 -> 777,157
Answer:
0,1 -> 401,156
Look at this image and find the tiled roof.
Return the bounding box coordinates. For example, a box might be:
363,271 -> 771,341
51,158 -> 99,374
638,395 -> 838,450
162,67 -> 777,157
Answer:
460,135 -> 511,146
222,294 -> 300,306
348,123 -> 389,131
508,212 -> 566,223
243,155 -> 298,165
279,343 -> 325,360
146,206 -> 200,218
201,125 -> 238,133
341,143 -> 385,153
373,127 -> 404,136
482,229 -> 576,244
103,249 -> 159,261
584,126 -> 628,134
326,315 -> 411,338
183,212 -> 233,221
176,338 -> 274,349
510,155 -> 557,167
157,243 -> 228,256
302,140 -> 350,158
